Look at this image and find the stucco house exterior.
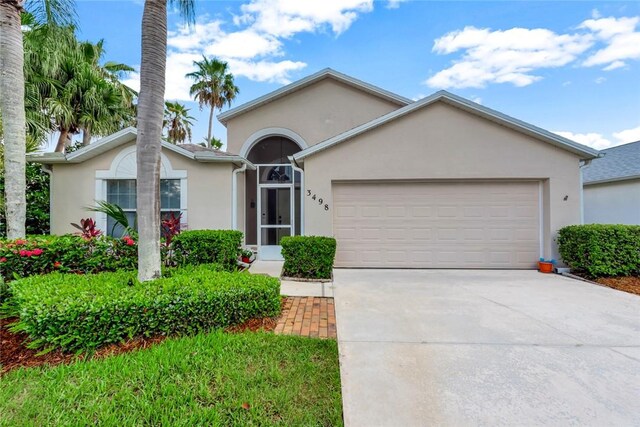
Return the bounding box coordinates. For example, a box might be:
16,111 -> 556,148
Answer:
29,68 -> 599,268
582,141 -> 640,225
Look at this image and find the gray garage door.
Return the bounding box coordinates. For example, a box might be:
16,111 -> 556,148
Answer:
333,181 -> 540,268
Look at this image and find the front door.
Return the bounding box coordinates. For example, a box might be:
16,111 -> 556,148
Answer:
257,165 -> 294,260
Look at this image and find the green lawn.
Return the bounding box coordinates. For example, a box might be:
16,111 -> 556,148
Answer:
0,332 -> 343,426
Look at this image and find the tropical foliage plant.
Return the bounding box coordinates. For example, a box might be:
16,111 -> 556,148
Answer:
0,162 -> 50,238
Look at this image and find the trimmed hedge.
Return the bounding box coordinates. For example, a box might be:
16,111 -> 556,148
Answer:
4,264 -> 281,352
281,236 -> 336,280
557,224 -> 640,278
172,230 -> 243,271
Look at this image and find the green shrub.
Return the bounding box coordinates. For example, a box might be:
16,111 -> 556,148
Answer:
0,235 -> 137,282
4,264 -> 281,352
172,230 -> 243,271
0,163 -> 50,238
281,236 -> 337,280
557,224 -> 640,278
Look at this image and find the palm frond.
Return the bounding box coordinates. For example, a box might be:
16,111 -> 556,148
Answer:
88,200 -> 134,236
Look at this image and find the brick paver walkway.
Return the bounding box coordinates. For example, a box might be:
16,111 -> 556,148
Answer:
275,297 -> 337,339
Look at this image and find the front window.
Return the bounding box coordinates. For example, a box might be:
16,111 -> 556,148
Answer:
106,179 -> 182,237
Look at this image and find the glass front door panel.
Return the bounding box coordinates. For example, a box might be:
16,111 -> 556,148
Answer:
260,227 -> 291,246
259,165 -> 292,184
260,187 -> 291,225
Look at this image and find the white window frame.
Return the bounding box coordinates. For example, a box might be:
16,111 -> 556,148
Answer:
95,145 -> 187,233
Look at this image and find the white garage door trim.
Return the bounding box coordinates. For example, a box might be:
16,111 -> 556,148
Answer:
333,180 -> 543,269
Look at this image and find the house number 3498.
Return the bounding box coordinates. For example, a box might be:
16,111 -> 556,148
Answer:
307,190 -> 329,211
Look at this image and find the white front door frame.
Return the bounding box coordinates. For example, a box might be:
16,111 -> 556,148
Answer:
256,164 -> 296,260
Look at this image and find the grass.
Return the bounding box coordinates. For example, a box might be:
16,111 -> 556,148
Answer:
0,332 -> 343,426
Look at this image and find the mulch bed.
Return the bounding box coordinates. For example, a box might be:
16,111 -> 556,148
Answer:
1,298 -> 288,375
1,317 -> 166,374
595,276 -> 640,296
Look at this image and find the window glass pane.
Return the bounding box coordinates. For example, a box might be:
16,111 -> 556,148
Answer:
260,187 -> 291,225
107,211 -> 136,238
259,165 -> 292,184
161,179 -> 181,209
247,137 -> 300,164
107,180 -> 136,209
261,227 -> 290,245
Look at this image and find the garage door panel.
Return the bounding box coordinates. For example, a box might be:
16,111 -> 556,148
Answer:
333,181 -> 540,269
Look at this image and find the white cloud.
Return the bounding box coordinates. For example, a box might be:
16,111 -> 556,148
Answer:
602,60 -> 626,70
555,124 -> 640,150
554,131 -> 614,150
237,0 -> 373,38
594,76 -> 606,84
580,16 -> 640,69
471,96 -> 482,104
206,30 -> 283,59
426,26 -> 593,89
387,0 -> 407,9
134,0 -> 376,100
613,125 -> 640,144
426,14 -> 640,89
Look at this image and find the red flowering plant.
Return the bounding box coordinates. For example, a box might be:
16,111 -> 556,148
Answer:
0,235 -> 139,284
70,218 -> 103,240
161,212 -> 185,266
0,236 -> 52,283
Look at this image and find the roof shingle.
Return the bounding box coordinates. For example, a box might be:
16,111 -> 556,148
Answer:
582,141 -> 640,184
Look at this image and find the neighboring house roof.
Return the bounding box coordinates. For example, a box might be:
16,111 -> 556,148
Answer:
217,68 -> 412,125
293,90 -> 600,162
582,140 -> 640,185
27,127 -> 255,168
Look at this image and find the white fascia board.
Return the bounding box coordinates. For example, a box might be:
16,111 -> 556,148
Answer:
294,91 -> 599,161
193,152 -> 256,169
217,68 -> 412,125
65,127 -> 138,162
161,141 -> 196,159
26,152 -> 67,163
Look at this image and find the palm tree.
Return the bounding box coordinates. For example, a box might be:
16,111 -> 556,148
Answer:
0,0 -> 76,239
42,36 -> 136,152
136,0 -> 193,281
163,101 -> 194,144
187,57 -> 239,147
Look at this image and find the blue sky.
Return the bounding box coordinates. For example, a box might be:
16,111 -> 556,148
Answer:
71,0 -> 640,150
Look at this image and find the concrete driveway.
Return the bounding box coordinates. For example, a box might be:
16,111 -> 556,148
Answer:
333,269 -> 640,426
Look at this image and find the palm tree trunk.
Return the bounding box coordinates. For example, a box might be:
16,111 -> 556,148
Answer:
0,2 -> 27,239
206,105 -> 214,147
55,129 -> 70,152
82,125 -> 92,146
136,0 -> 166,281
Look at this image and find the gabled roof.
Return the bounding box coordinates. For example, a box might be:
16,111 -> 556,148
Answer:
583,140 -> 640,185
293,90 -> 600,162
27,127 -> 255,168
217,68 -> 412,125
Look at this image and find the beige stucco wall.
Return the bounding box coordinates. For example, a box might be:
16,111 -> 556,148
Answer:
50,140 -> 234,235
301,102 -> 584,262
225,77 -> 403,154
584,179 -> 640,225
